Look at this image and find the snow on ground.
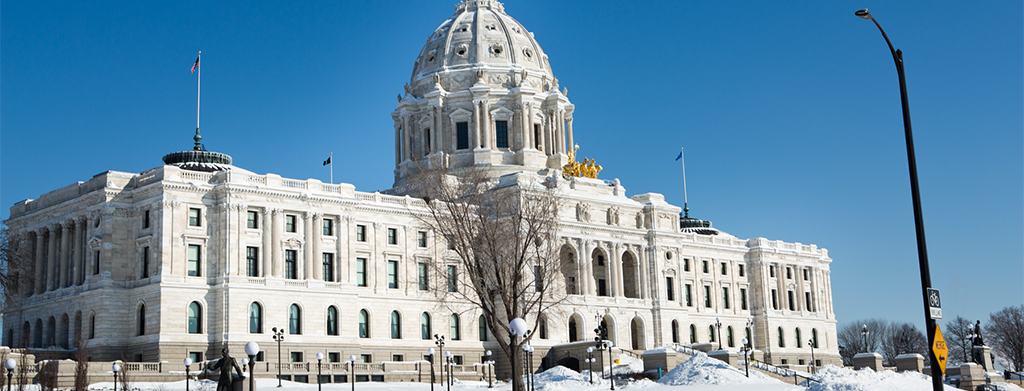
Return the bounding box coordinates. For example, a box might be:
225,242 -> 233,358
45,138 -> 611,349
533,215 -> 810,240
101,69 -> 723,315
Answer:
657,352 -> 781,386
806,365 -> 960,391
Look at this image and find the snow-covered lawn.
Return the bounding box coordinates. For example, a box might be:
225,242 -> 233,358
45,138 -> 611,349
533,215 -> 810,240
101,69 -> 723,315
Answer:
76,352 -> 1024,391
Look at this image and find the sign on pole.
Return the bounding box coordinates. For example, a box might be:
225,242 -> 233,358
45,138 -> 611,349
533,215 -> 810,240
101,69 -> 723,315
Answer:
932,325 -> 948,374
927,288 -> 942,319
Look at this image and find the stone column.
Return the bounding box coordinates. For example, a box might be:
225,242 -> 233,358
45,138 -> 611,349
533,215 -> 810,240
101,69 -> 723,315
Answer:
544,112 -> 552,155
261,210 -> 272,277
401,115 -> 411,161
582,240 -> 595,296
46,224 -> 58,291
394,122 -> 402,168
72,218 -> 84,285
304,212 -> 314,280
566,116 -> 574,150
636,245 -> 648,300
272,209 -> 283,278
34,229 -> 46,294
471,103 -> 480,149
58,222 -> 70,288
313,213 -> 323,280
613,243 -> 624,297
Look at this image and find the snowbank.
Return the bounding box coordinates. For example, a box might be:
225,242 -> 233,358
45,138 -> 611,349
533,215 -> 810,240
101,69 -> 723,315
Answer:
656,352 -> 781,386
533,365 -> 596,391
807,365 -> 960,391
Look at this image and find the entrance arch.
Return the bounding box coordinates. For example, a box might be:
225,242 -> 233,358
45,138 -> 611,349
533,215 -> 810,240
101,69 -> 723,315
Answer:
568,314 -> 584,342
555,357 -> 580,372
592,248 -> 610,296
559,244 -> 580,295
630,317 -> 645,350
621,251 -> 639,298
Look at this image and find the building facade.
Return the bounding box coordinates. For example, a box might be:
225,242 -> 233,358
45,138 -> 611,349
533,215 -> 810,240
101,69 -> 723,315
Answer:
2,0 -> 840,373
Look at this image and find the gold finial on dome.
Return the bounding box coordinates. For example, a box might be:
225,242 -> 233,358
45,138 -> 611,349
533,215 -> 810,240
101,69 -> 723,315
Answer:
562,144 -> 602,179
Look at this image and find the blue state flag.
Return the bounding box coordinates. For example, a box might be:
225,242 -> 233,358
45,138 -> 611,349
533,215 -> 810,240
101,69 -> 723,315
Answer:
675,151 -> 682,161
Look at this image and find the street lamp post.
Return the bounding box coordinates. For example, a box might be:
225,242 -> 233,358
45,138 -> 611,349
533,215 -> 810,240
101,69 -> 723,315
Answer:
593,311 -> 614,391
861,324 -> 870,353
714,317 -> 723,351
855,9 -> 941,391
2,358 -> 13,391
744,318 -> 754,350
433,334 -> 446,385
605,341 -> 615,391
808,339 -> 816,374
967,323 -> 977,363
586,347 -> 595,384
483,350 -> 493,388
349,355 -> 357,391
445,351 -> 453,391
244,342 -> 260,391
183,358 -> 192,391
112,363 -> 121,391
316,353 -> 324,391
427,348 -> 436,391
272,327 -> 285,388
740,338 -> 751,378
509,317 -> 528,391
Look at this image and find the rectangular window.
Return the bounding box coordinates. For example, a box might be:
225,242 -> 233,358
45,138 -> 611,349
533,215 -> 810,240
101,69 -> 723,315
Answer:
323,219 -> 333,236
387,228 -> 398,245
140,246 -> 150,278
387,260 -> 398,289
597,255 -> 605,266
803,268 -> 809,280
291,352 -> 303,362
534,124 -> 541,149
392,355 -> 404,362
806,292 -> 814,312
323,253 -> 335,282
187,244 -> 201,277
702,260 -> 709,273
683,258 -> 690,272
329,352 -> 341,363
788,290 -> 796,311
685,284 -> 693,306
360,354 -> 371,364
246,247 -> 259,277
771,289 -> 778,310
770,265 -> 776,278
143,210 -> 150,229
722,287 -> 730,309
567,276 -> 577,294
721,262 -> 728,275
703,285 -> 712,307
495,120 -> 508,148
786,267 -> 792,279
456,122 -> 469,150
452,356 -> 463,365
417,231 -> 427,248
189,352 -> 204,364
285,250 -> 297,279
356,258 -> 367,286
533,265 -> 543,292
418,263 -> 428,290
356,225 -> 367,242
446,265 -> 457,292
740,288 -> 748,310
665,277 -> 674,301
597,279 -> 607,297
247,211 -> 258,229
285,215 -> 297,233
94,251 -> 100,275
738,264 -> 745,277
188,208 -> 201,227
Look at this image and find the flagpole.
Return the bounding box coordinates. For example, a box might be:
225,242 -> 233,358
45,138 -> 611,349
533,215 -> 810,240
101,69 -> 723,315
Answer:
330,152 -> 334,184
680,147 -> 689,218
196,51 -> 201,144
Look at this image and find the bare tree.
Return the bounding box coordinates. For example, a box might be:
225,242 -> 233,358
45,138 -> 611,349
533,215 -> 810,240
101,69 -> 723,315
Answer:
16,336 -> 30,391
0,228 -> 34,313
985,305 -> 1024,372
74,333 -> 90,391
118,353 -> 136,391
837,319 -> 889,365
407,164 -> 566,391
881,322 -> 928,366
943,316 -> 972,365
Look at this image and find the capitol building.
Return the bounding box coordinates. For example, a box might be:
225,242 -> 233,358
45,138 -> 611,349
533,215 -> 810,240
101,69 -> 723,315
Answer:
2,0 -> 839,377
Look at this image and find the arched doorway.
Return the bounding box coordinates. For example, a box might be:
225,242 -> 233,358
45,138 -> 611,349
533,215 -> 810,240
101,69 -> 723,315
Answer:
592,248 -> 610,296
630,317 -> 645,350
568,314 -> 584,342
601,315 -> 617,345
621,252 -> 639,298
559,244 -> 580,295
555,357 -> 580,372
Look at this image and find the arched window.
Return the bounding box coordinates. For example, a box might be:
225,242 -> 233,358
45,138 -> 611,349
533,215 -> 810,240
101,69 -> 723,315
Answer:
708,325 -> 716,342
89,313 -> 96,339
727,326 -> 734,348
689,324 -> 697,343
391,311 -> 402,339
812,328 -> 819,348
568,318 -> 578,342
289,304 -> 302,334
359,310 -> 369,338
187,302 -> 202,334
671,320 -> 680,344
450,314 -> 461,340
795,328 -> 802,348
137,305 -> 146,336
421,313 -> 431,340
479,315 -> 488,341
249,303 -> 263,333
778,327 -> 785,348
538,317 -> 547,340
327,306 -> 339,336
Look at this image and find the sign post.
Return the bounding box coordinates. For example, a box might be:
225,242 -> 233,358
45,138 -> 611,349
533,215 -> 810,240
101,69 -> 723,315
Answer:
932,325 -> 948,374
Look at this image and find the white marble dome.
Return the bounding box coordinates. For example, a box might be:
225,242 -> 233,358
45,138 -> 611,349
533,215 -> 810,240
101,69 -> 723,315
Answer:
408,0 -> 556,95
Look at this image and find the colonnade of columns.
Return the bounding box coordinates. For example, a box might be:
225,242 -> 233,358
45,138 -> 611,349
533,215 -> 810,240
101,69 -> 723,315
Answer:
564,238 -> 649,300
28,216 -> 92,295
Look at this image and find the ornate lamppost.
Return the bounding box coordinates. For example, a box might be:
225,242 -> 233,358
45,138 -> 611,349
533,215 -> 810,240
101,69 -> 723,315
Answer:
427,347 -> 436,391
483,350 -> 493,388
861,324 -> 870,353
316,352 -> 324,391
445,351 -> 453,391
509,317 -> 528,391
854,9 -> 941,391
593,311 -> 614,391
714,317 -> 723,351
348,355 -> 357,391
744,318 -> 754,350
183,358 -> 192,391
112,363 -> 121,391
585,347 -> 595,384
808,338 -> 816,374
740,338 -> 752,378
272,327 -> 285,388
967,323 -> 977,363
3,358 -> 15,391
433,334 -> 446,385
244,342 -> 260,391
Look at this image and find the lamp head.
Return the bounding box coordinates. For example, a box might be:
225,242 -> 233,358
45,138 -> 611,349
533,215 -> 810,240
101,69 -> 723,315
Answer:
244,341 -> 260,356
183,358 -> 192,367
316,352 -> 324,361
3,359 -> 14,370
350,355 -> 357,363
272,327 -> 277,333
428,348 -> 435,355
486,350 -> 492,356
855,9 -> 872,20
241,358 -> 249,367
445,351 -> 453,358
112,363 -> 121,373
509,318 -> 528,336
587,347 -> 594,353
741,338 -> 748,346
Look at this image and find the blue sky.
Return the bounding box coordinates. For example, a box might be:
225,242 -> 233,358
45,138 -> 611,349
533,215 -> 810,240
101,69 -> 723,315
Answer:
2,1 -> 1021,332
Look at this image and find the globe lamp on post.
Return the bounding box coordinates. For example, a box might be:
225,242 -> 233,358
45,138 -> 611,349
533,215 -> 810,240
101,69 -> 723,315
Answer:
509,317 -> 528,391
112,363 -> 121,391
183,358 -> 192,391
349,355 -> 357,391
316,352 -> 324,391
244,342 -> 260,391
427,348 -> 436,391
4,358 -> 16,391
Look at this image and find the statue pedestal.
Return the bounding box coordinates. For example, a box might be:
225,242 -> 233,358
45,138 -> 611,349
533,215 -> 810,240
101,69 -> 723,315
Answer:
973,346 -> 993,371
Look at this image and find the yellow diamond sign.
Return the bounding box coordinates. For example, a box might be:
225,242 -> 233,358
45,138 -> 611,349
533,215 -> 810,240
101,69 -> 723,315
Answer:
933,325 -> 948,374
